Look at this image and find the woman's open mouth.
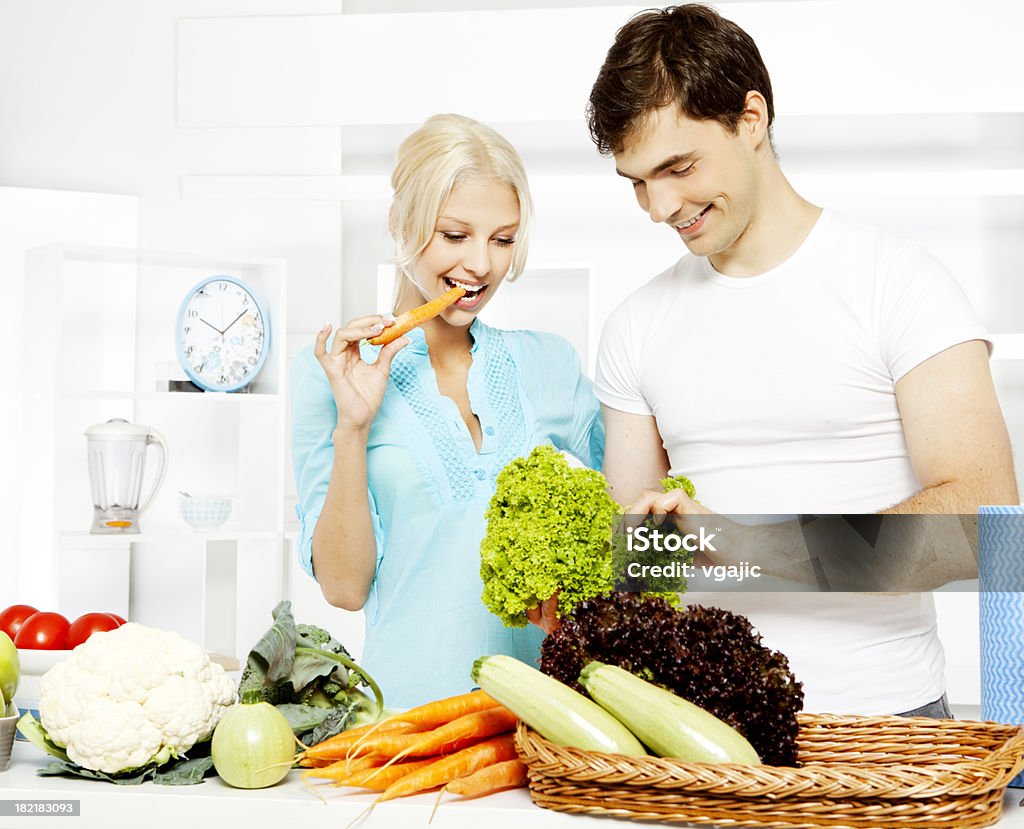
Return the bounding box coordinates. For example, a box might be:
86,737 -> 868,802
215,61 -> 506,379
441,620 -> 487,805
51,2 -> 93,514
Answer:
444,277 -> 488,310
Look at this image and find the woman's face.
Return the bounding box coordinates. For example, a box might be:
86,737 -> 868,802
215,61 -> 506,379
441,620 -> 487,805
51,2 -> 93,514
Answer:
405,176 -> 520,324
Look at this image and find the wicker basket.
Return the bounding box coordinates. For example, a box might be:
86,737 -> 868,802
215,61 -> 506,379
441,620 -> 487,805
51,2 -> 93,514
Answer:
515,713 -> 1024,829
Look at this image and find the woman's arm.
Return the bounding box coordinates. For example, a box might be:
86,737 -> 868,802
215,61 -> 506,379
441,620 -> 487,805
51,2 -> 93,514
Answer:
310,424 -> 378,610
296,315 -> 409,610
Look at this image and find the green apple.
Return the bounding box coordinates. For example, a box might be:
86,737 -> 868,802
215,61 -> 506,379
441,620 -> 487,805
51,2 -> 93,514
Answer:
0,631 -> 19,709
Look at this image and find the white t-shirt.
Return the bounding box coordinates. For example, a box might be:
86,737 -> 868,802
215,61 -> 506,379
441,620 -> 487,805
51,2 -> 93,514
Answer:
595,209 -> 989,714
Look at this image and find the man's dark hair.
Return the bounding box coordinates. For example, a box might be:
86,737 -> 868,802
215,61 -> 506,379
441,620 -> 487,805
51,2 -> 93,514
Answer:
587,4 -> 775,155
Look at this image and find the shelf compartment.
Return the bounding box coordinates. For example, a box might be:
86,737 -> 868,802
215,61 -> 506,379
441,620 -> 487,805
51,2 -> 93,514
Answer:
22,242 -> 290,660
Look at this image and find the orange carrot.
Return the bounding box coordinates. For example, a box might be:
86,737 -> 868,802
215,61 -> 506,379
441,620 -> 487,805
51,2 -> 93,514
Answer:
297,719 -> 417,765
301,752 -> 388,782
380,689 -> 500,730
445,759 -> 528,797
396,706 -> 518,758
367,286 -> 466,346
322,758 -> 438,791
349,705 -> 517,760
377,734 -> 519,802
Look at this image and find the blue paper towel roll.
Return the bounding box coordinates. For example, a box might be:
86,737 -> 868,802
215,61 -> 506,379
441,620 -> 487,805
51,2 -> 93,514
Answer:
978,506 -> 1024,788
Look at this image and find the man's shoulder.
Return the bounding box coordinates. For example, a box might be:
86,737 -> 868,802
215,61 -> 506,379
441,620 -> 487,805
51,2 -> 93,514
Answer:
820,209 -> 922,265
608,255 -> 697,319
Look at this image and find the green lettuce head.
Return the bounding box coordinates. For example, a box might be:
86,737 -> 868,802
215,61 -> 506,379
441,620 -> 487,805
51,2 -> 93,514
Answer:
479,445 -> 620,627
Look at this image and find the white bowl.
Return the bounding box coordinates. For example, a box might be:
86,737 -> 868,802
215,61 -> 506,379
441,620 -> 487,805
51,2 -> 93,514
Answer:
1,704 -> 19,772
17,649 -> 73,676
12,649 -> 73,741
179,495 -> 233,531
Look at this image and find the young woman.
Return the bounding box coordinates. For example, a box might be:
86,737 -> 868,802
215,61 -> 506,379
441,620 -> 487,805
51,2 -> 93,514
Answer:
290,114 -> 603,707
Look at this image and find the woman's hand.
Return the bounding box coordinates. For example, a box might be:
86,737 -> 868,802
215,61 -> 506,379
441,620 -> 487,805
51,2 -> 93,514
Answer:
525,592 -> 561,636
314,316 -> 408,432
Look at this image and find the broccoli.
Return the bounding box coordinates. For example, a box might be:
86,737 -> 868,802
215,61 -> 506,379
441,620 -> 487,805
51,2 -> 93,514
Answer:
237,663 -> 294,706
540,592 -> 804,766
239,601 -> 384,745
296,623 -> 351,657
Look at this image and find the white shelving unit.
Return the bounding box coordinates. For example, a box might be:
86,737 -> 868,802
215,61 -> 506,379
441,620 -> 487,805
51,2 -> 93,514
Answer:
20,243 -> 289,659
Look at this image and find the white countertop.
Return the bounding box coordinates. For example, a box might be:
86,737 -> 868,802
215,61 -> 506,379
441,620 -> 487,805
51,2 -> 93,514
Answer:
2,707 -> 1023,829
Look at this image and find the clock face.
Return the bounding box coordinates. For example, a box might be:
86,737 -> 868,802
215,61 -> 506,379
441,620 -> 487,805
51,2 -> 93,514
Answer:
177,277 -> 268,392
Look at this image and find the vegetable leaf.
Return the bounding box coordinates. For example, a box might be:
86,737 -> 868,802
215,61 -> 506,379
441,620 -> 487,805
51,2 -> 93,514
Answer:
541,593 -> 804,766
480,445 -> 685,625
247,600 -> 299,684
22,711 -> 215,786
289,648 -> 344,694
303,704 -> 355,746
16,712 -> 69,763
275,703 -> 330,736
34,753 -> 213,786
660,474 -> 697,499
152,755 -> 215,785
37,760 -> 152,785
239,603 -> 385,749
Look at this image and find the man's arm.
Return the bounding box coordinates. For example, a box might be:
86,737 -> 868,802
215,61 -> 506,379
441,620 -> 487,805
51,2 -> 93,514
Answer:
885,340 -> 1019,513
601,405 -> 671,505
629,341 -> 1019,590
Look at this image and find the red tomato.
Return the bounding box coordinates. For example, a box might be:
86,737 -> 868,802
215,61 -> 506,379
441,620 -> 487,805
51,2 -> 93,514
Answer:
66,612 -> 122,648
108,613 -> 127,626
13,611 -> 70,650
0,604 -> 39,640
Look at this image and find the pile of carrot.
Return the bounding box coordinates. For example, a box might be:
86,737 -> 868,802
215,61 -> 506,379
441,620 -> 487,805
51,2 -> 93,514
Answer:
298,689 -> 528,804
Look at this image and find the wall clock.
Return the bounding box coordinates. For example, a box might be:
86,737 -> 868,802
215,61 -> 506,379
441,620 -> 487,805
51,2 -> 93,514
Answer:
175,275 -> 269,392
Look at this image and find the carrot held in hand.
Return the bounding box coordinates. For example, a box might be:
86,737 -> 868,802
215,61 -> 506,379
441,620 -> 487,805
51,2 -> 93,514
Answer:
367,285 -> 466,346
445,759 -> 528,798
377,733 -> 519,802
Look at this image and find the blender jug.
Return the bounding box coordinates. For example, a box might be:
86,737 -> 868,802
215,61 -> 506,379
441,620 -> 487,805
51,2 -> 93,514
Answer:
85,418 -> 168,534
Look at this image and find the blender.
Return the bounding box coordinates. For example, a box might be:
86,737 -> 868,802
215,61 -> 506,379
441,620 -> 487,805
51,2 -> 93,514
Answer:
85,418 -> 168,534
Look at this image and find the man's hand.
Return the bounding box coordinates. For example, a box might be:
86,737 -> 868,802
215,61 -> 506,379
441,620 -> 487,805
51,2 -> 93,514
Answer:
628,489 -> 721,566
629,487 -> 713,518
525,593 -> 560,635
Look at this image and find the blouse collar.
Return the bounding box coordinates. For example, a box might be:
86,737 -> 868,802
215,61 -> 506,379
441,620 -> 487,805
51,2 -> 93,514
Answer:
402,317 -> 485,356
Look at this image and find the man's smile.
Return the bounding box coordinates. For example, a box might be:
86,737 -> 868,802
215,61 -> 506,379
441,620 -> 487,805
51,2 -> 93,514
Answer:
673,204 -> 713,236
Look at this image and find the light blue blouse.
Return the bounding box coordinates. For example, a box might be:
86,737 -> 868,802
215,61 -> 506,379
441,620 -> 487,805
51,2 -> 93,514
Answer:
291,319 -> 604,708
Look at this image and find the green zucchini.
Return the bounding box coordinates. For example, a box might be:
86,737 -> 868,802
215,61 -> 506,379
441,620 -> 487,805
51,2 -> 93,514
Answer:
579,661 -> 761,765
471,655 -> 647,757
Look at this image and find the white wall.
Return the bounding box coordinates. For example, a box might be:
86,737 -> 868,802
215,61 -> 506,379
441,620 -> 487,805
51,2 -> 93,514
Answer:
2,0 -> 1022,702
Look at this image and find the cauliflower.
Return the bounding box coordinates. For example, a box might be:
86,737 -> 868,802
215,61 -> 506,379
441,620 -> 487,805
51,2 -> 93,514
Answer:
37,623 -> 235,774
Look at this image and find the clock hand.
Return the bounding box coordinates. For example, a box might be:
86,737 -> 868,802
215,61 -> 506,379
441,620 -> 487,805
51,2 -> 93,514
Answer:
222,309 -> 247,334
200,318 -> 224,336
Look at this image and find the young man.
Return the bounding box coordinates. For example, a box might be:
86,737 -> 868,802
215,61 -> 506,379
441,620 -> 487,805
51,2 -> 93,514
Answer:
587,5 -> 1018,715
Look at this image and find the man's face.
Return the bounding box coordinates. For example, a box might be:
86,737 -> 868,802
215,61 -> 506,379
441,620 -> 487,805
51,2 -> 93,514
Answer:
613,104 -> 758,260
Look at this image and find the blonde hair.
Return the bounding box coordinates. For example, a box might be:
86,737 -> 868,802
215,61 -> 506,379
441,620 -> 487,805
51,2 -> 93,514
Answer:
389,114 -> 533,308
